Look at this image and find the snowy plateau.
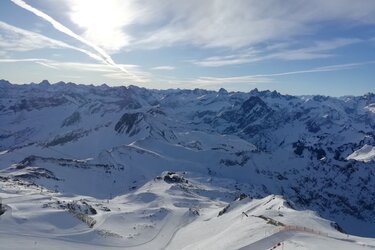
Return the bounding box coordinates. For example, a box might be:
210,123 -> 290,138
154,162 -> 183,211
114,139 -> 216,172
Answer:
0,79 -> 374,249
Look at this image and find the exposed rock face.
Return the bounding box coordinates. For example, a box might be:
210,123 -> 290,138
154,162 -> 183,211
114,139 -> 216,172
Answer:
115,112 -> 144,136
162,172 -> 188,184
62,112 -> 81,127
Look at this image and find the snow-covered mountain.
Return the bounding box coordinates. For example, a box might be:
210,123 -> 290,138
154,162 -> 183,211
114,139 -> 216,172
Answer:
0,80 -> 374,249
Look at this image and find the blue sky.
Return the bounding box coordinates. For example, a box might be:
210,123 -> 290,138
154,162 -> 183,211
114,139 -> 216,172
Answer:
0,0 -> 374,95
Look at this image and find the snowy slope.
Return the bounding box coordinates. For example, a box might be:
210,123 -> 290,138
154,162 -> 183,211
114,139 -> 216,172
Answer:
1,173 -> 374,250
0,80 -> 375,249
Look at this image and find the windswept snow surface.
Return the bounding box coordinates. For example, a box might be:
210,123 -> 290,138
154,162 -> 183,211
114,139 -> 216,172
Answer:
0,81 -> 375,248
347,144 -> 375,162
1,175 -> 374,250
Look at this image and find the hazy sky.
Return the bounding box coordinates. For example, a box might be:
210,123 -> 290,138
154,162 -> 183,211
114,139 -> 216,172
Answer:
0,0 -> 374,95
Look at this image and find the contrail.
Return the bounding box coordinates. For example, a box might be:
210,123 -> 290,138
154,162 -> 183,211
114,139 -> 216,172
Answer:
0,20 -> 104,63
10,0 -> 140,82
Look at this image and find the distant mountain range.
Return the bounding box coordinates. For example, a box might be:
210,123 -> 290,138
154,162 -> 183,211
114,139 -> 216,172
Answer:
0,80 -> 374,248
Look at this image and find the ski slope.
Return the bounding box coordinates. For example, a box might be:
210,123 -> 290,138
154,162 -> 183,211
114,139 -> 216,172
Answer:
1,172 -> 375,249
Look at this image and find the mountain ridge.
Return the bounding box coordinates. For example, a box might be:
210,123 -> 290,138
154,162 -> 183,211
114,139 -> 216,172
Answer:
0,80 -> 374,248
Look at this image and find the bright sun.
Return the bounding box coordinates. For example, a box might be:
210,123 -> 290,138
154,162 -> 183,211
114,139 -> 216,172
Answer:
69,0 -> 136,52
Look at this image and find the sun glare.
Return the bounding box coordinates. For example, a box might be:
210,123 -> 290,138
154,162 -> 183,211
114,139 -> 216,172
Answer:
69,0 -> 135,52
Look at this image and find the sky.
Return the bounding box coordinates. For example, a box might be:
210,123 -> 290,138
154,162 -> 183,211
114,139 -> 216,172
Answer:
0,0 -> 374,96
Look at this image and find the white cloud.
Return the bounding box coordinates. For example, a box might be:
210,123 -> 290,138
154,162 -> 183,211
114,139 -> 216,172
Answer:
193,38 -> 361,67
247,61 -> 375,78
0,21 -> 103,62
0,21 -> 70,51
25,0 -> 375,52
36,61 -> 150,82
151,66 -> 175,71
0,57 -> 151,84
7,0 -> 375,55
35,61 -> 59,69
183,61 -> 375,88
188,75 -> 273,88
133,0 -> 375,50
0,58 -> 49,63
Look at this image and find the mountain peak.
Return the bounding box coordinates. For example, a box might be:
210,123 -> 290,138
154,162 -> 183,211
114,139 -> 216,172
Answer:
0,79 -> 11,86
240,95 -> 268,112
39,79 -> 51,86
218,88 -> 228,95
